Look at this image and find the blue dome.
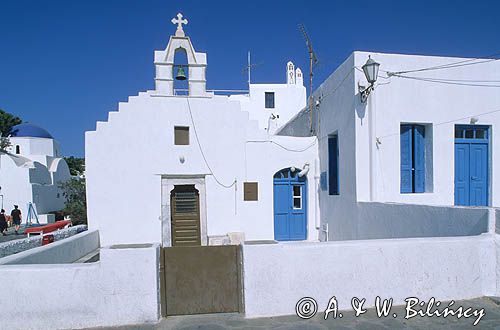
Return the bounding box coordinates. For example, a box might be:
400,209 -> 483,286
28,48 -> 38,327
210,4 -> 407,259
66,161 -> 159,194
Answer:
10,123 -> 53,139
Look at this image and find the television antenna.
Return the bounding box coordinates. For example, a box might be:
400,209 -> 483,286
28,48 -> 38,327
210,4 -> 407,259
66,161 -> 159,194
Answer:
298,23 -> 319,134
243,51 -> 263,89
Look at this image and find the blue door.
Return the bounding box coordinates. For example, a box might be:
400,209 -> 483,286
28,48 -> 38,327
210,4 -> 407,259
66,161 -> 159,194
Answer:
273,168 -> 307,241
454,126 -> 489,206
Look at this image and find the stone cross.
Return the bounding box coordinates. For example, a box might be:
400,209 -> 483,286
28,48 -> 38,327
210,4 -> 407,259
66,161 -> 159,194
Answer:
171,13 -> 188,37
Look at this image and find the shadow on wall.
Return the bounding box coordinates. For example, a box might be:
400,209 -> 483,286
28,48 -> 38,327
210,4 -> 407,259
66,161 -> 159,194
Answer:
496,209 -> 500,234
351,202 -> 490,240
355,92 -> 367,125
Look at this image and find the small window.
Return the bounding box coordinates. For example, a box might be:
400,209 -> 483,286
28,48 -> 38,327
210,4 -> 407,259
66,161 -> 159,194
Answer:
15,145 -> 20,154
57,193 -> 60,198
293,185 -> 302,209
465,129 -> 474,139
328,134 -> 339,195
475,129 -> 486,139
174,126 -> 189,145
243,182 -> 258,201
265,92 -> 275,109
455,127 -> 463,139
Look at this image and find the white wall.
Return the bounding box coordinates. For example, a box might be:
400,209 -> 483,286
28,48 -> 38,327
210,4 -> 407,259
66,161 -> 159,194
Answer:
0,243 -> 160,330
7,137 -> 58,158
352,202 -> 490,240
353,52 -> 500,206
282,51 -> 500,241
231,82 -> 306,133
0,155 -> 32,211
0,137 -> 70,216
86,91 -> 318,246
243,233 -> 499,318
279,54 -> 359,240
0,229 -> 99,265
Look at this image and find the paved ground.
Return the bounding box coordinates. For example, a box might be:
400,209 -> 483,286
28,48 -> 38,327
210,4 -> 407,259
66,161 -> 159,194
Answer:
0,224 -> 26,243
87,297 -> 500,330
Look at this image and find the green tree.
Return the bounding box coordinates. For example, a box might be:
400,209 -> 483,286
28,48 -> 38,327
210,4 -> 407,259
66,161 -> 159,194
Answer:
59,178 -> 87,225
0,109 -> 22,152
0,109 -> 22,136
64,156 -> 85,176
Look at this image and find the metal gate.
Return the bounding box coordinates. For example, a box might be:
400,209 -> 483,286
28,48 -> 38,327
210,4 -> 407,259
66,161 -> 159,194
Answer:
160,245 -> 243,316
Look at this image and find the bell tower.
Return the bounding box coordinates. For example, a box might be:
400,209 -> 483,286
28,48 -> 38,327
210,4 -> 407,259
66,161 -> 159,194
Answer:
154,13 -> 208,97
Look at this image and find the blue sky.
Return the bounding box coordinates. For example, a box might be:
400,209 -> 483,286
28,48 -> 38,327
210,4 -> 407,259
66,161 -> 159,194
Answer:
1,0 -> 499,156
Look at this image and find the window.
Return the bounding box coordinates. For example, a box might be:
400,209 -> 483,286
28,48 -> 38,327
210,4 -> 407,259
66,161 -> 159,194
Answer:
174,126 -> 189,145
265,92 -> 275,109
15,145 -> 20,154
400,124 -> 425,193
455,126 -> 488,140
293,185 -> 302,209
243,182 -> 258,201
328,134 -> 339,195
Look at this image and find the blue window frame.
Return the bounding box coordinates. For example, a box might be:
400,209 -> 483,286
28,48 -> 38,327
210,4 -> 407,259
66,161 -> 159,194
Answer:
328,134 -> 339,195
400,124 -> 425,193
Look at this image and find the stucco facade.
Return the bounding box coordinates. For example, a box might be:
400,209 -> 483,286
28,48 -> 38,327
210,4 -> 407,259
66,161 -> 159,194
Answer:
85,21 -> 318,247
280,51 -> 500,241
0,124 -> 70,222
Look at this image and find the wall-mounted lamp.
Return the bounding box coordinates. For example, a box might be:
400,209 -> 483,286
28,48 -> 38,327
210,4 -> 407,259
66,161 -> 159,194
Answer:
470,117 -> 479,124
358,56 -> 380,103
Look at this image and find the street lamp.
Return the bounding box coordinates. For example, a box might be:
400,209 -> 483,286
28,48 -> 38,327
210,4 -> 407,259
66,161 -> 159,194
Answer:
359,55 -> 380,103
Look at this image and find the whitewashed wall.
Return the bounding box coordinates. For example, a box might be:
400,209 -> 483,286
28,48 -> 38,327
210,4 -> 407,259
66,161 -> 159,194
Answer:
0,228 -> 98,265
281,52 -> 500,241
353,52 -> 500,206
231,83 -> 306,132
0,244 -> 160,330
0,136 -> 69,216
243,233 -> 499,318
86,92 -> 318,246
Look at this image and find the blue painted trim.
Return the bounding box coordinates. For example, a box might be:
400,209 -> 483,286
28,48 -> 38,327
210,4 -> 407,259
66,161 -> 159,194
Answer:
273,168 -> 308,241
454,125 -> 490,206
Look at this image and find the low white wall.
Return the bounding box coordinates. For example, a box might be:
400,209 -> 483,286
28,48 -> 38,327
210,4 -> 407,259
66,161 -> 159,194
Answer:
242,234 -> 498,318
351,202 -> 490,240
0,229 -> 99,265
0,244 -> 160,330
0,225 -> 88,259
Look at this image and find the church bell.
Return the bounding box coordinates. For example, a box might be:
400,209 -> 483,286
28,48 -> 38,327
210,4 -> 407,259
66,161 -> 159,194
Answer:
175,66 -> 187,80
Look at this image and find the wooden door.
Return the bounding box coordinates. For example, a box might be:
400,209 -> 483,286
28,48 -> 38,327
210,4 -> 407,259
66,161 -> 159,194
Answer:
170,185 -> 201,246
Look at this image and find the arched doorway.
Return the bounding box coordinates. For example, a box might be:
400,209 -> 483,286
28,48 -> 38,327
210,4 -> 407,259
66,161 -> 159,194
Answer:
273,168 -> 307,241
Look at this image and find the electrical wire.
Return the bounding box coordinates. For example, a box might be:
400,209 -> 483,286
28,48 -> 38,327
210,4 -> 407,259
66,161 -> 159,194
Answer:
377,107 -> 500,141
185,96 -> 237,188
388,74 -> 500,87
246,139 -> 317,152
386,51 -> 500,76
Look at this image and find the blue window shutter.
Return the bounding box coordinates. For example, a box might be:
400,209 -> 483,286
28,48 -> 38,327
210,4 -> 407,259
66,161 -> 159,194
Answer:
413,125 -> 426,193
400,125 -> 413,193
328,135 -> 339,195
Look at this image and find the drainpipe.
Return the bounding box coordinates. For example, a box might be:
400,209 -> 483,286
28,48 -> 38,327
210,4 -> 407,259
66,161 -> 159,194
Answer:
313,158 -> 320,230
368,91 -> 377,201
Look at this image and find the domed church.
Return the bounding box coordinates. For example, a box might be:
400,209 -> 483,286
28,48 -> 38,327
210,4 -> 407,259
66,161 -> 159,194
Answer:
0,123 -> 71,223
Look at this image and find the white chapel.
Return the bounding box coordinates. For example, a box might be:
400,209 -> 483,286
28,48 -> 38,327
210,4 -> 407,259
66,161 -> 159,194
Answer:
86,13 -> 319,247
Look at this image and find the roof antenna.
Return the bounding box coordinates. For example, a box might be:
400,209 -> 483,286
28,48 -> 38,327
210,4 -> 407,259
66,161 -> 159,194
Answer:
243,51 -> 263,90
298,23 -> 319,134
